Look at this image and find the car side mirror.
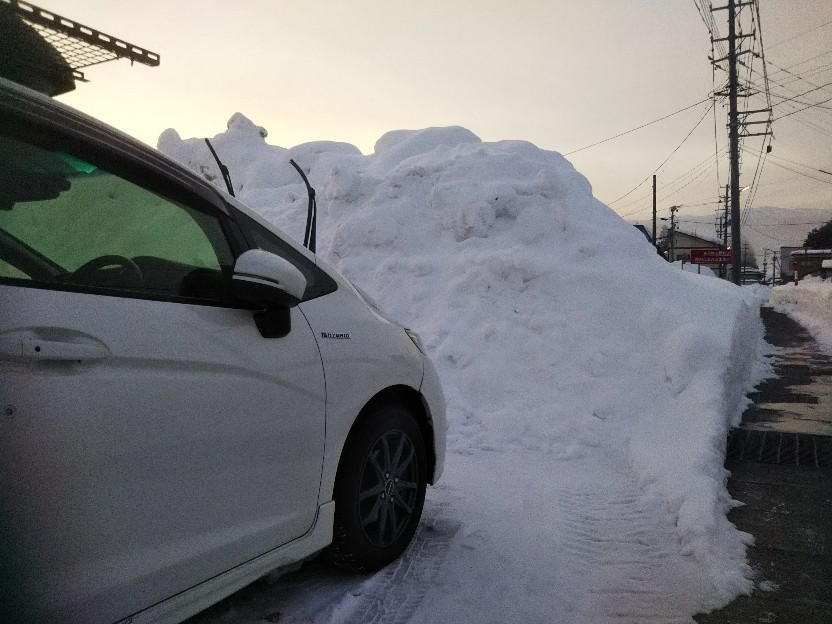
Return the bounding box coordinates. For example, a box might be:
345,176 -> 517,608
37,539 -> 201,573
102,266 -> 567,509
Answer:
232,249 -> 307,309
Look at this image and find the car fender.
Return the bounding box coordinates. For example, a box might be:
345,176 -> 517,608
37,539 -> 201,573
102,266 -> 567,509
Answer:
299,285 -> 425,502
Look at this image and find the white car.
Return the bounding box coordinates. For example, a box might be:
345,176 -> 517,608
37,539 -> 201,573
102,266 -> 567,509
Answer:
0,78 -> 446,624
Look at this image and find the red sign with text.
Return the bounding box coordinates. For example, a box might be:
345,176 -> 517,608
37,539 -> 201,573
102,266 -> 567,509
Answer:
690,248 -> 732,264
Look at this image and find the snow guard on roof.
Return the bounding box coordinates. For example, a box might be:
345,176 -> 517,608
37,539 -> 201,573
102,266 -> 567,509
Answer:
0,0 -> 159,96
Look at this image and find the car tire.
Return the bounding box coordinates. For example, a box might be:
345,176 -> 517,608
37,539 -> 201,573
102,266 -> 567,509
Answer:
328,403 -> 427,572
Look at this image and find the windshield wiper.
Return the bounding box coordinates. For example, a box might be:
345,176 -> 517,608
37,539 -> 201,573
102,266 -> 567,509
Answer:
289,159 -> 316,254
204,138 -> 235,197
202,140 -> 316,254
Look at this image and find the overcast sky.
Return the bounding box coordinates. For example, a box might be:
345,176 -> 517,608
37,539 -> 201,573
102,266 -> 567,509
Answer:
49,0 -> 832,225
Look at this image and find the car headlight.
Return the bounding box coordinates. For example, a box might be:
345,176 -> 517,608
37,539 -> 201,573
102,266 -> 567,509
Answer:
404,328 -> 425,354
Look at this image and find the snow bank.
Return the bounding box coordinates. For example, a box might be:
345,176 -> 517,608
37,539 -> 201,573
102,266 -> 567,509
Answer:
160,117 -> 763,605
770,279 -> 832,354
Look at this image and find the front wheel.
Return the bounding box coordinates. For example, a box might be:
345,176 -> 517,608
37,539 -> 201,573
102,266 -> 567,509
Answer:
328,403 -> 427,571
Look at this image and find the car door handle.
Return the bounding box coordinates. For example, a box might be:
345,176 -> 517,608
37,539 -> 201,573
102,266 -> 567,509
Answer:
0,332 -> 110,362
21,337 -> 110,361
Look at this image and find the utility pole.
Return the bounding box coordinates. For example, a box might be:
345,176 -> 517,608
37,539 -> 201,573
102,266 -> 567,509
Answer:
652,174 -> 657,248
722,184 -> 729,250
669,205 -> 680,262
742,241 -> 749,280
711,0 -> 772,284
720,183 -> 729,279
762,249 -> 768,282
727,0 -> 742,284
772,252 -> 777,284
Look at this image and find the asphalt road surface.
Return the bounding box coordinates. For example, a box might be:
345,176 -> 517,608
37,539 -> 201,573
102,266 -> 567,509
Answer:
697,306 -> 832,623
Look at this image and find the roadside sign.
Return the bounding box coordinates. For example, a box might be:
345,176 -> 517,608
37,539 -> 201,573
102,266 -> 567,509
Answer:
690,248 -> 731,264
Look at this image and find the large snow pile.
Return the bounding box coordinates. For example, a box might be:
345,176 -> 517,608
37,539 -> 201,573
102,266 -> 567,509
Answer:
160,117 -> 765,619
770,278 -> 832,353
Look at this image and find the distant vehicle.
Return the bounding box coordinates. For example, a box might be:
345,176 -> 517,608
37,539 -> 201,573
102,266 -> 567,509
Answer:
0,77 -> 446,624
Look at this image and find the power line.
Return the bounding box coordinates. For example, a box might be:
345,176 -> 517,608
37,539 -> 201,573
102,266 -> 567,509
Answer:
677,218 -> 725,225
680,199 -> 724,205
753,175 -> 815,189
732,1 -> 773,234
767,152 -> 832,173
742,134 -> 770,225
679,219 -> 829,232
744,223 -> 787,242
765,59 -> 832,99
774,62 -> 832,89
768,18 -> 832,50
692,0 -> 710,31
564,97 -> 712,156
752,0 -> 773,114
674,202 -> 723,210
712,50 -> 722,196
618,158 -> 720,218
699,1 -> 773,242
745,63 -> 832,110
745,148 -> 832,185
615,149 -> 726,212
693,0 -> 727,60
772,47 -> 832,75
609,101 -> 715,208
751,221 -> 832,227
682,219 -> 830,227
774,93 -> 832,120
770,105 -> 832,139
764,85 -> 832,110
769,79 -> 832,107
660,159 -> 719,202
711,0 -> 770,281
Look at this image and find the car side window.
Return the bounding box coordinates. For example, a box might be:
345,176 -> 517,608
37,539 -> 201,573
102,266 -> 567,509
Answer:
234,210 -> 337,301
0,134 -> 234,304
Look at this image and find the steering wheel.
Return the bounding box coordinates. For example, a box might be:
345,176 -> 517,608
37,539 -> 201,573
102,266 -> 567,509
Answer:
72,255 -> 144,288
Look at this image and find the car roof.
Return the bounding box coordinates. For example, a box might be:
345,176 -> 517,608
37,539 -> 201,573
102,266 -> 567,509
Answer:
0,77 -> 227,213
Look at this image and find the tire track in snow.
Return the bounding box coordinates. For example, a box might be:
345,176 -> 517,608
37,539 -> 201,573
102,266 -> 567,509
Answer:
187,501 -> 457,624
324,503 -> 460,624
556,485 -> 699,624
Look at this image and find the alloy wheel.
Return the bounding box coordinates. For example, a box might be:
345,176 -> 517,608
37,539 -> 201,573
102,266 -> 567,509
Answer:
358,429 -> 420,548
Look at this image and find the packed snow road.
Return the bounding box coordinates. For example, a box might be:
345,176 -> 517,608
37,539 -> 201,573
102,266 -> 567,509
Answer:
165,120 -> 768,623
189,449 -> 728,624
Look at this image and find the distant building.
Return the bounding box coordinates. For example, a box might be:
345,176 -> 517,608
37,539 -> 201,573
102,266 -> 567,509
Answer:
662,229 -> 723,263
790,249 -> 832,280
779,246 -> 801,281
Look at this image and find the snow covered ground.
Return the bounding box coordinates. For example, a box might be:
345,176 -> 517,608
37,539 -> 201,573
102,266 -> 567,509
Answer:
770,278 -> 832,354
161,117 -> 767,624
